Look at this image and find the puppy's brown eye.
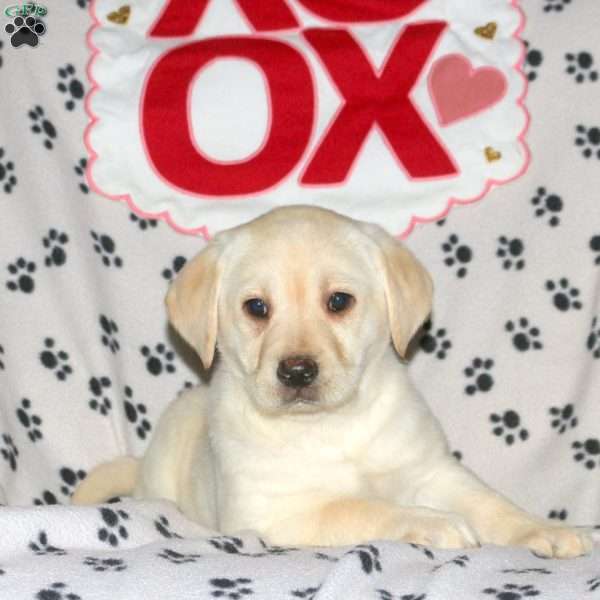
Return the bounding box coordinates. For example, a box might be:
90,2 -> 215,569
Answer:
244,298 -> 269,319
327,292 -> 354,313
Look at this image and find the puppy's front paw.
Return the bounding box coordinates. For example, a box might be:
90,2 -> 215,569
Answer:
389,507 -> 479,550
512,525 -> 593,558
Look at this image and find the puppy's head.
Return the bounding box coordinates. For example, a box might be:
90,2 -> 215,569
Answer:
166,206 -> 432,415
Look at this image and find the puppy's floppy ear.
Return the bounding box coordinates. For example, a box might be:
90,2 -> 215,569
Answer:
165,242 -> 222,369
362,224 -> 433,359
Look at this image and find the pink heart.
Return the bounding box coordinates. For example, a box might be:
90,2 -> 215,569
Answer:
428,54 -> 508,126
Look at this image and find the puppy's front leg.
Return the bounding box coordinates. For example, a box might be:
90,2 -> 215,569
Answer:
416,458 -> 592,558
264,498 -> 478,548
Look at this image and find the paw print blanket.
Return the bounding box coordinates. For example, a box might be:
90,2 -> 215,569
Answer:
0,1 -> 600,598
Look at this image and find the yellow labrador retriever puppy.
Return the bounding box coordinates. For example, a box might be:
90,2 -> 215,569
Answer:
73,205 -> 591,558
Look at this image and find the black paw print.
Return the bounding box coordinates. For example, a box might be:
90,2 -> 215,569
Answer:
348,544 -> 382,574
543,0 -> 571,12
565,51 -> 598,83
98,507 -> 130,547
523,40 -> 543,82
57,64 -> 85,111
587,316 -> 600,358
40,338 -> 73,381
158,548 -> 203,564
549,403 -> 578,434
59,466 -> 86,496
464,358 -> 494,395
1,433 -> 18,471
74,157 -> 89,193
129,213 -> 158,231
43,229 -> 69,267
91,231 -> 123,268
505,318 -> 542,351
141,344 -> 176,376
545,278 -> 582,311
6,257 -> 36,293
209,536 -> 245,554
33,490 -> 59,506
35,583 -> 80,600
432,554 -> 470,572
377,592 -> 426,600
548,508 -> 568,521
409,543 -> 435,560
89,376 -> 112,415
162,255 -> 187,282
589,577 -> 600,592
490,410 -> 529,445
83,556 -> 127,572
572,438 -> 600,470
291,587 -> 321,600
531,187 -> 562,227
28,105 -> 57,149
590,235 -> 600,265
209,577 -> 253,599
501,568 -> 551,575
0,343 -> 4,370
0,39 -> 3,68
575,124 -> 600,160
100,314 -> 120,353
16,398 -> 42,442
441,234 -> 472,278
483,583 -> 540,598
155,515 -> 182,539
29,531 -> 66,556
76,0 -> 90,7
0,147 -> 17,193
5,15 -> 46,48
497,236 -> 525,270
124,386 -> 151,439
419,320 -> 452,359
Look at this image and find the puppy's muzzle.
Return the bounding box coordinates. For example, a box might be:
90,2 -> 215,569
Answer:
277,356 -> 319,388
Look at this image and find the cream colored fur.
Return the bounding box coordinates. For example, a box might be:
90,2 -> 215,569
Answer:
72,206 -> 592,558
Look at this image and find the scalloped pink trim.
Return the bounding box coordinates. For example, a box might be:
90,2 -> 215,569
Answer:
84,0 -> 530,242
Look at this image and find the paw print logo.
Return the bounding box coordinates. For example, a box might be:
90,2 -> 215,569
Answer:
40,338 -> 73,381
531,187 -> 562,227
29,531 -> 66,556
83,556 -> 127,572
419,320 -> 452,359
292,586 -> 321,600
548,508 -> 568,521
74,157 -> 89,193
208,535 -> 245,554
91,231 -> 123,268
5,15 -> 46,48
0,147 -> 17,193
99,314 -> 120,353
16,398 -> 42,442
523,40 -> 543,82
441,234 -> 472,278
590,235 -> 600,266
59,466 -> 86,496
572,438 -> 600,470
587,316 -> 600,358
89,376 -> 112,415
1,433 -> 18,471
33,490 -> 59,506
158,548 -> 203,564
497,237 -> 525,270
43,229 -> 69,267
490,410 -> 529,445
209,577 -> 254,599
549,403 -> 578,434
464,358 -> 494,395
545,278 -> 582,311
575,124 -> 600,160
129,213 -> 158,231
505,318 -> 542,351
483,583 -> 541,598
565,51 -> 598,83
162,255 -> 187,282
57,64 -> 85,111
543,0 -> 571,12
35,583 -> 81,600
141,343 -> 176,376
124,386 -> 151,439
348,544 -> 382,574
28,105 -> 57,149
589,577 -> 600,592
6,257 -> 36,293
154,515 -> 182,539
97,507 -> 130,547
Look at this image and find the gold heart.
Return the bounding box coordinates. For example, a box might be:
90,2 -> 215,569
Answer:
107,5 -> 131,25
474,22 -> 497,40
485,146 -> 502,162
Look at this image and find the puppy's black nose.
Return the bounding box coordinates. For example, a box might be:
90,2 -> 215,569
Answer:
277,356 -> 319,388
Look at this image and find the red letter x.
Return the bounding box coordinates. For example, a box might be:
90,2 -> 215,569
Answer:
301,24 -> 457,184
